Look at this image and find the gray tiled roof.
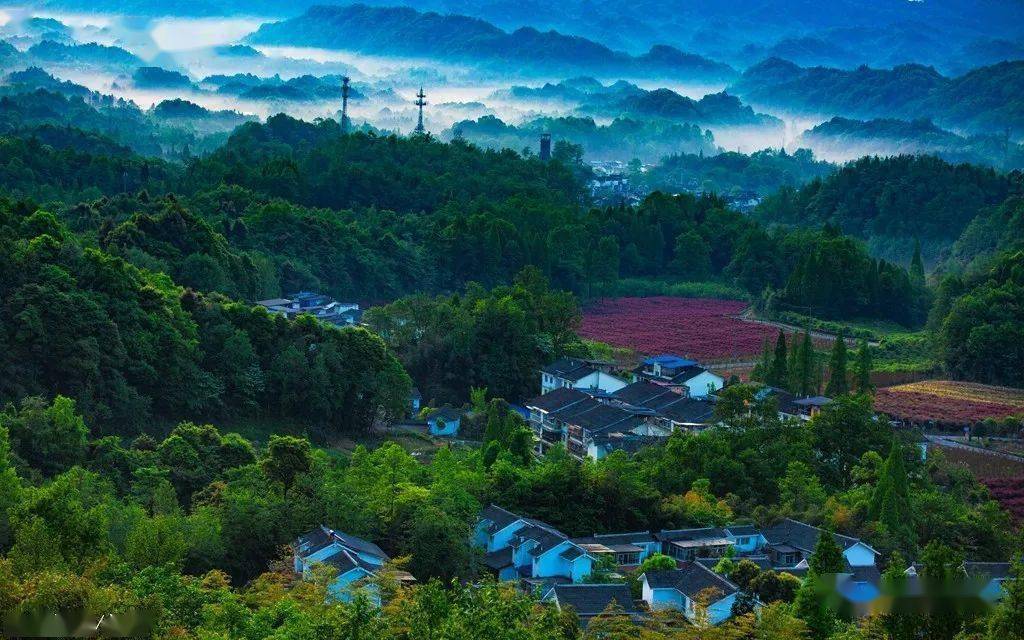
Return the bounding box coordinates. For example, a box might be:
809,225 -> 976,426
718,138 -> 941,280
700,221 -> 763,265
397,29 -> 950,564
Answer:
549,584 -> 639,616
642,562 -> 738,599
963,562 -> 1012,581
525,387 -> 590,413
760,518 -> 866,554
542,358 -> 595,381
481,504 -> 522,531
656,527 -> 729,543
484,547 -> 513,570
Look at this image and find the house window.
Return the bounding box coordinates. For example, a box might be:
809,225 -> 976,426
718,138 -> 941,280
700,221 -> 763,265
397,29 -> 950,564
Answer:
615,552 -> 640,565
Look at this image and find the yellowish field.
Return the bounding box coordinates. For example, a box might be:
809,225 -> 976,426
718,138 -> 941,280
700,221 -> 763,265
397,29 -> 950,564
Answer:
884,380 -> 1024,408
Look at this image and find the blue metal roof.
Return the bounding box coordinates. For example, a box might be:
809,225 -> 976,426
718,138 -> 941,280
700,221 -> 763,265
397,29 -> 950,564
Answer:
642,354 -> 696,368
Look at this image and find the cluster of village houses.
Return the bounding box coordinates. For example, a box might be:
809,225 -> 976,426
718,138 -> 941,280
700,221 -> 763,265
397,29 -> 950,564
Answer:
285,335 -> 1010,625
293,506 -> 1013,627
530,354 -> 831,461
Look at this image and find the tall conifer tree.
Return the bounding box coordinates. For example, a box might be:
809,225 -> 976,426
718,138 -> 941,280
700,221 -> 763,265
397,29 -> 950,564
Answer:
825,333 -> 848,396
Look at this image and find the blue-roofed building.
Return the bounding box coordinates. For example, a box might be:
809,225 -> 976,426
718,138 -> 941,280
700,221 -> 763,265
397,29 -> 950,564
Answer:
632,355 -> 724,398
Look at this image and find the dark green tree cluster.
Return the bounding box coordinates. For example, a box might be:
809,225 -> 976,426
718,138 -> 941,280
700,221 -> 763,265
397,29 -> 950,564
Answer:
756,154 -> 1014,263
935,249 -> 1024,387
365,267 -> 585,403
0,200 -> 409,435
643,147 -> 835,196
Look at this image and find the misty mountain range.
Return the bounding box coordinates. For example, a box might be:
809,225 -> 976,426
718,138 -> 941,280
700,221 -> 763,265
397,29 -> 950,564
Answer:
246,5 -> 736,81
37,0 -> 1024,73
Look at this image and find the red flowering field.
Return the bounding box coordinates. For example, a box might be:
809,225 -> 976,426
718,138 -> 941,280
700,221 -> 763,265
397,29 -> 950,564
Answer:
580,297 -> 780,362
983,477 -> 1024,520
875,380 -> 1024,425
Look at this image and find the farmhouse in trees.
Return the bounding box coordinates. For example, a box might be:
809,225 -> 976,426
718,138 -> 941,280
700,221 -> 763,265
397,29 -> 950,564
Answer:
640,563 -> 740,625
525,380 -> 714,460
256,291 -> 362,326
540,357 -> 628,395
632,354 -> 724,398
292,526 -> 413,604
426,406 -> 464,436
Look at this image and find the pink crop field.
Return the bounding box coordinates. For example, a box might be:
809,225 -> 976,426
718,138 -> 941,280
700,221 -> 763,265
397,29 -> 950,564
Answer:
580,296 -> 780,362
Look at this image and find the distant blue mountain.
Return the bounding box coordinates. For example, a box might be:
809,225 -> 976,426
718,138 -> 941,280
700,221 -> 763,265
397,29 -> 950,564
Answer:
246,4 -> 737,81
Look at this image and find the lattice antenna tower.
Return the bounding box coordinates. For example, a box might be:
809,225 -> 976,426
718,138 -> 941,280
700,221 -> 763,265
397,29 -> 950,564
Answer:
414,86 -> 427,134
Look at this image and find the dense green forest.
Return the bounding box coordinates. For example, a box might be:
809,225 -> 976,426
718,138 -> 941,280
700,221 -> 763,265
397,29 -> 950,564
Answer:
0,200 -> 409,435
641,148 -> 835,195
755,155 -> 1020,264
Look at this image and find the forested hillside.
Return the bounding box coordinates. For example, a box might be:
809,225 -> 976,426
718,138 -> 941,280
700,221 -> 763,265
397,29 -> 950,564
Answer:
0,201 -> 409,435
755,155 -> 1019,263
732,58 -> 1024,136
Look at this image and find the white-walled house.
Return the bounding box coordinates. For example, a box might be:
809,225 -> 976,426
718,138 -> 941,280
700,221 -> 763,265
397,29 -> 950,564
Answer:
631,355 -> 724,398
540,358 -> 627,395
640,563 -> 741,625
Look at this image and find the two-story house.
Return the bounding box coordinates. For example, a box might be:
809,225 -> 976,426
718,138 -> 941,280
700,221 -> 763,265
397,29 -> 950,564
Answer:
257,292 -> 362,326
524,386 -> 675,461
640,563 -> 741,625
540,358 -> 628,395
293,526 -> 412,604
631,355 -> 724,398
474,505 -> 595,586
609,382 -> 715,431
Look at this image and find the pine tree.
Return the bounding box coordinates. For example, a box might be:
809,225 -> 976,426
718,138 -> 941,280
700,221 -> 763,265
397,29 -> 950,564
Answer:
770,331 -> 788,388
910,238 -> 925,287
869,442 -> 916,550
825,333 -> 848,396
809,530 -> 846,576
853,339 -> 874,393
786,335 -> 800,392
798,329 -> 814,395
796,532 -> 845,640
753,337 -> 773,383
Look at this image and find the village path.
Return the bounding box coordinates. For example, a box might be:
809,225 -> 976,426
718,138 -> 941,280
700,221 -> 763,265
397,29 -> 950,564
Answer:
925,434 -> 1024,462
737,308 -> 882,347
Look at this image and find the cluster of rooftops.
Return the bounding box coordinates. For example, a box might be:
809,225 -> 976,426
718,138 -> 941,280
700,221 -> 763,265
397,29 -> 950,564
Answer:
530,355 -> 837,460
291,507 -> 1013,627
256,291 -> 362,326
473,505 -> 885,625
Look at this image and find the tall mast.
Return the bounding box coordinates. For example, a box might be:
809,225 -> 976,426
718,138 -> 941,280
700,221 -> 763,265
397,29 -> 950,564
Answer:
414,86 -> 427,135
341,76 -> 351,133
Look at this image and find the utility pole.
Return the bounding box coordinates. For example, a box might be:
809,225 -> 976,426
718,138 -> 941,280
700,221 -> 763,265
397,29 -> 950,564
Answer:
341,76 -> 351,133
414,86 -> 427,135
